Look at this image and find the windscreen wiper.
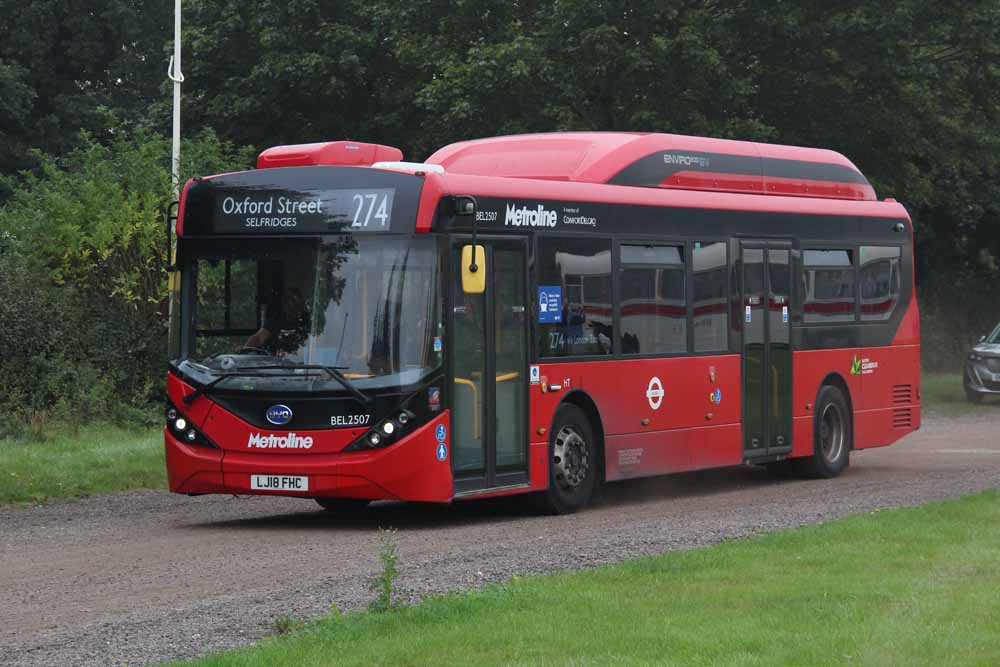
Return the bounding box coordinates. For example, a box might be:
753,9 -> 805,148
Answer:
182,365 -> 372,406
287,364 -> 373,405
182,366 -> 306,405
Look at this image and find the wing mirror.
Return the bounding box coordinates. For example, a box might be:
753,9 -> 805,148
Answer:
461,245 -> 486,294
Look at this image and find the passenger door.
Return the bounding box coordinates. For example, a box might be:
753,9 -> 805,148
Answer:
450,239 -> 530,493
740,241 -> 793,458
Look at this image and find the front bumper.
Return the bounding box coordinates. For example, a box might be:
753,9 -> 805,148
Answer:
964,361 -> 1000,395
164,413 -> 455,502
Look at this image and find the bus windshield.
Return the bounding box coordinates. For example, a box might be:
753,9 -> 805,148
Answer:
177,235 -> 442,393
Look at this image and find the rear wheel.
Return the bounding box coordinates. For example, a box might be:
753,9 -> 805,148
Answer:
315,498 -> 370,512
537,404 -> 599,514
796,384 -> 852,478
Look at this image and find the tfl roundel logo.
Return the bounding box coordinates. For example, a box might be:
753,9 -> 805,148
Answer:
266,404 -> 293,426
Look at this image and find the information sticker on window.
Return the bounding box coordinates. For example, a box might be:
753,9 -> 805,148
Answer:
537,286 -> 563,323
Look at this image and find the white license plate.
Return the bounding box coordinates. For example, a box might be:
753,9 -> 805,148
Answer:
250,475 -> 309,491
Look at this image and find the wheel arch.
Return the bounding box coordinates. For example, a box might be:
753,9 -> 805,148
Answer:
558,389 -> 607,482
817,372 -> 855,450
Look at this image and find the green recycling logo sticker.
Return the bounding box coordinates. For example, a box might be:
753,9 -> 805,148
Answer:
850,355 -> 862,376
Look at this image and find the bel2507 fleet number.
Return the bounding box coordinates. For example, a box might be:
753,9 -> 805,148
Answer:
331,414 -> 372,427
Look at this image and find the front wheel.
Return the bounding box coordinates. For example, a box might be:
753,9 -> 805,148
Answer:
796,384 -> 852,478
537,404 -> 599,514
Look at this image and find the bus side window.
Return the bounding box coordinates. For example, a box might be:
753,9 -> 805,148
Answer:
536,237 -> 612,357
692,242 -> 728,352
859,246 -> 901,321
802,249 -> 856,323
618,244 -> 686,355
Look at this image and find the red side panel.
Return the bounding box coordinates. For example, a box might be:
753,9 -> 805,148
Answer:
791,343 -> 920,457
791,348 -> 860,461
531,355 -> 743,482
855,345 -> 921,449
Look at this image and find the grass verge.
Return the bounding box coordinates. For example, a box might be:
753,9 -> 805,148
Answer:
0,424 -> 164,503
921,372 -> 999,417
171,491 -> 1000,667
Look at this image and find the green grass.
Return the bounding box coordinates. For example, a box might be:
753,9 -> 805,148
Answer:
921,372 -> 998,417
0,424 -> 164,503
171,492 -> 1000,667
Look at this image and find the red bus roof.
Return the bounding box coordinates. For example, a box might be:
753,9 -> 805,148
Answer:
425,132 -> 876,201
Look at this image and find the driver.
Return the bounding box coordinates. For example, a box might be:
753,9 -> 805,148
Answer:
244,286 -> 311,355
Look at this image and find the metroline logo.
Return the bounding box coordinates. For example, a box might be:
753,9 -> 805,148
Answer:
247,432 -> 314,449
504,203 -> 558,228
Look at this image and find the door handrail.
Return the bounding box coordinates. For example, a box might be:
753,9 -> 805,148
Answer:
453,377 -> 479,438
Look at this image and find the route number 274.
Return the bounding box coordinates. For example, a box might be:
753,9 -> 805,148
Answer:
351,192 -> 391,228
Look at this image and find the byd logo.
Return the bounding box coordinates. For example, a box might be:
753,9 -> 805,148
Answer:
266,404 -> 293,425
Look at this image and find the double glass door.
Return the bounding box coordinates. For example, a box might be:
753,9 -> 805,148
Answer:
450,239 -> 529,492
741,241 -> 793,457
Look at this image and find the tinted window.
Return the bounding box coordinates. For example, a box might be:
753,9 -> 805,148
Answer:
860,246 -> 901,321
619,244 -> 686,355
693,242 -> 727,352
195,258 -> 259,355
537,237 -> 612,357
803,249 -> 855,323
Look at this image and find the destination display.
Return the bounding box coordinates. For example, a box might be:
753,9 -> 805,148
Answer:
213,188 -> 395,232
180,166 -> 422,236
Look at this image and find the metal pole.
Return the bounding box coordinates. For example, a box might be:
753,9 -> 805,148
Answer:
170,0 -> 183,196
166,0 -> 184,354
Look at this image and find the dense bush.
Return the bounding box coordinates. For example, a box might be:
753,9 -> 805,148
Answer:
0,251 -> 162,437
919,285 -> 1000,373
0,128 -> 252,437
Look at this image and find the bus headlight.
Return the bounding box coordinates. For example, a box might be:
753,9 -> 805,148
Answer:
165,402 -> 216,448
345,409 -> 418,452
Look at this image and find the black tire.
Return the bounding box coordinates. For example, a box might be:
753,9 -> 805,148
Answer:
796,384 -> 852,478
315,498 -> 370,512
537,403 -> 599,514
965,388 -> 983,404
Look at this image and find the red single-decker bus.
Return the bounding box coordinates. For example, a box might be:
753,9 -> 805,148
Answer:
165,132 -> 920,513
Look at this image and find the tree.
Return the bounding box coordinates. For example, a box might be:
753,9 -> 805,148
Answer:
0,128 -> 254,320
0,0 -> 171,188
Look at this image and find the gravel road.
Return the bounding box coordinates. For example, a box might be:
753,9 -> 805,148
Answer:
2,412 -> 999,667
